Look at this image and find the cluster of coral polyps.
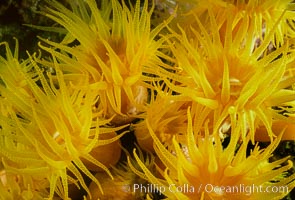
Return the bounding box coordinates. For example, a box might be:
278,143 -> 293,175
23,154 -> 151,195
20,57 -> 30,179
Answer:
1,0 -> 295,199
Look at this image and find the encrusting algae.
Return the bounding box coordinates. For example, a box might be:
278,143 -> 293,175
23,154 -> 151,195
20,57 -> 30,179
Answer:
0,0 -> 295,199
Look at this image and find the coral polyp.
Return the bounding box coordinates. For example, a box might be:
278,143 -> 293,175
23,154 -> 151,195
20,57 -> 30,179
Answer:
131,108 -> 295,200
0,42 -> 124,198
134,95 -> 188,152
164,0 -> 295,46
35,0 -> 173,124
160,9 -> 295,142
0,0 -> 295,199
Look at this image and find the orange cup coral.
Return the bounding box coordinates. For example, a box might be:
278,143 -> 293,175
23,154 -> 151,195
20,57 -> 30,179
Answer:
0,43 -> 125,198
35,0 -> 173,125
0,0 -> 295,199
131,108 -> 295,199
159,8 -> 295,143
